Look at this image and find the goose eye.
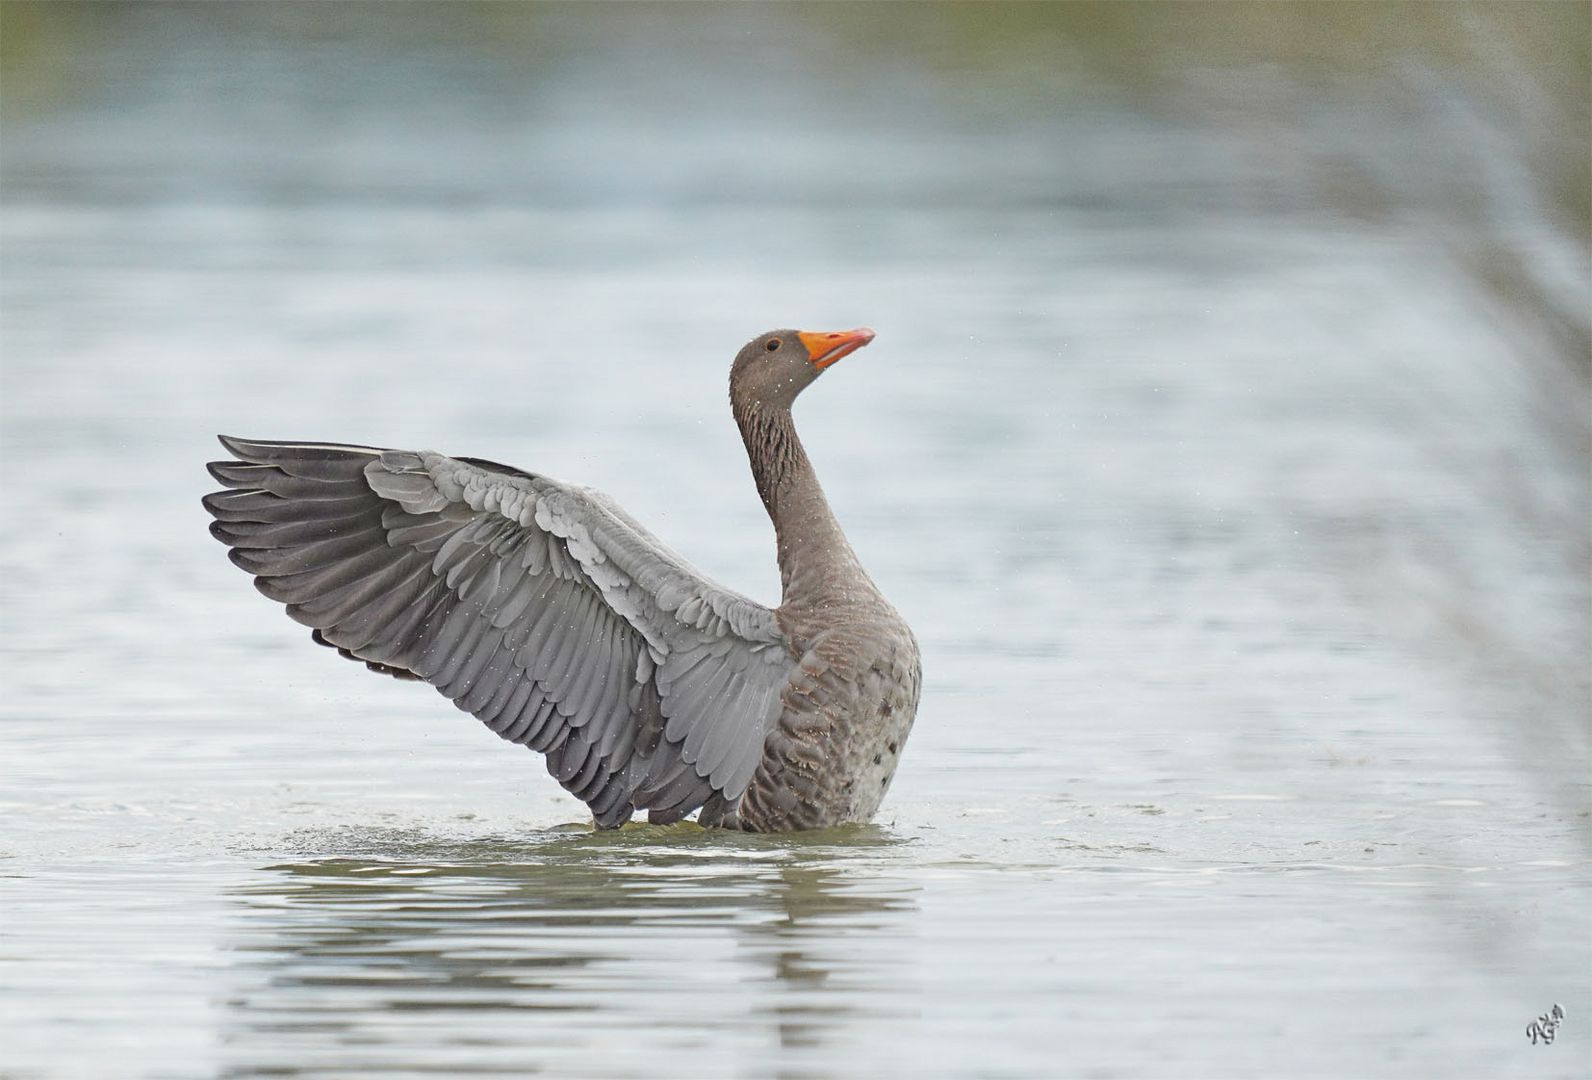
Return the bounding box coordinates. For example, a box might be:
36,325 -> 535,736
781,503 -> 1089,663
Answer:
765,338 -> 781,352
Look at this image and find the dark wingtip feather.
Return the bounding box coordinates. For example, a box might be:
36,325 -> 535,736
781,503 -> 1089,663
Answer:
221,435 -> 389,459
200,489 -> 259,516
211,437 -> 389,481
220,435 -> 303,459
207,460 -> 270,486
218,435 -> 286,465
228,547 -> 275,574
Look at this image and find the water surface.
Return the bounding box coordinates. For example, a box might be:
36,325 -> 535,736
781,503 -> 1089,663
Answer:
2,5 -> 1588,1078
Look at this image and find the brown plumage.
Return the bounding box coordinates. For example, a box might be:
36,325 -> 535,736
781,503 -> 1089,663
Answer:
202,327 -> 920,831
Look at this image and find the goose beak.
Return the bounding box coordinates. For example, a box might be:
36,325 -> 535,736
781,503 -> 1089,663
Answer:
798,327 -> 876,370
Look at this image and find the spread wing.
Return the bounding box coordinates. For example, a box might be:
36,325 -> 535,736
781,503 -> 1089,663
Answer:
203,436 -> 794,827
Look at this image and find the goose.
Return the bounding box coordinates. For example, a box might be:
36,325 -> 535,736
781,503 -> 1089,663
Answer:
203,327 -> 919,831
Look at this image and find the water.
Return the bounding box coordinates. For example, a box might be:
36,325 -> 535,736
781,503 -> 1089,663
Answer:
2,5 -> 1588,1078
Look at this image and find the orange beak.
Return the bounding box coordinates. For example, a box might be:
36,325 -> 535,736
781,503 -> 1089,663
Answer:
798,327 -> 876,370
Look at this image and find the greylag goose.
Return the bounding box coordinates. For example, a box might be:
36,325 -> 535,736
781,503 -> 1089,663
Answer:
203,328 -> 920,831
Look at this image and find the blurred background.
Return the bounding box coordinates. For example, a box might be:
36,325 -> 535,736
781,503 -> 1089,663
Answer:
2,3 -> 1587,1078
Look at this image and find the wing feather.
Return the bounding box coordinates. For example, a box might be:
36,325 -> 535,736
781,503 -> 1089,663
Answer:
457,642 -> 514,715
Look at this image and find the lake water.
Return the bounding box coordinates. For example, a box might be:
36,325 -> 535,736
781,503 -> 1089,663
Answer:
2,5 -> 1588,1078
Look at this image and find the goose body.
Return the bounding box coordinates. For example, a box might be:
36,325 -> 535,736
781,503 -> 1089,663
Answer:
203,328 -> 919,831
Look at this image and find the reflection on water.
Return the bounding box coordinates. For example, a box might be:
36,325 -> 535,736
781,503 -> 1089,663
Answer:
224,827 -> 917,1078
